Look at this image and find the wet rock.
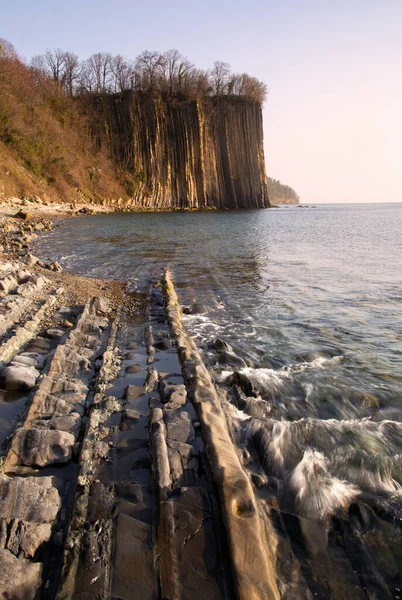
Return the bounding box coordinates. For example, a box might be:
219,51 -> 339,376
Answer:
5,428 -> 75,469
217,350 -> 247,369
213,338 -> 233,353
227,371 -> 259,397
126,364 -> 143,374
183,302 -> 207,315
124,408 -> 142,421
144,368 -> 158,393
251,473 -> 268,489
0,364 -> 40,391
0,548 -> 42,599
77,207 -> 95,215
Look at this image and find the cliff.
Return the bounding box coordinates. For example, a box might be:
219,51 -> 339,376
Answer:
86,92 -> 270,209
0,50 -> 270,209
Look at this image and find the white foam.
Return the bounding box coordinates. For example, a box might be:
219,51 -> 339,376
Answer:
290,449 -> 360,520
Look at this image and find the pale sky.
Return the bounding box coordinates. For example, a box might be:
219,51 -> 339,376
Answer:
2,0 -> 402,203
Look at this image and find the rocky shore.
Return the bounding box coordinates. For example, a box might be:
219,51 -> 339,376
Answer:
0,200 -> 280,599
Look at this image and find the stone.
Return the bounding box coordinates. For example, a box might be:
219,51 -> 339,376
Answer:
5,428 -> 75,470
48,261 -> 63,272
0,475 -> 60,558
126,364 -> 143,374
0,475 -> 60,522
213,338 -> 233,353
14,210 -> 32,220
124,408 -> 142,422
27,390 -> 85,420
17,352 -> 46,369
0,274 -> 17,293
46,328 -> 65,339
30,274 -> 47,289
217,350 -> 247,369
189,302 -> 207,315
60,319 -> 74,328
228,371 -> 259,397
0,549 -> 42,600
0,364 -> 40,391
92,296 -> 110,315
165,411 -> 195,444
162,384 -> 187,410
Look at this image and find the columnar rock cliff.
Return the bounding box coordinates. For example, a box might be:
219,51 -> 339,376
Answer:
90,92 -> 270,209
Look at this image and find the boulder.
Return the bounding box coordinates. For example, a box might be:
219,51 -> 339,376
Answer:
14,210 -> 32,220
0,364 -> 40,391
48,261 -> 63,272
217,351 -> 247,369
227,371 -> 259,397
183,302 -> 207,315
213,338 -> 233,353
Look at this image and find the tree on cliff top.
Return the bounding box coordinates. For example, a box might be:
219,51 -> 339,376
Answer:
29,45 -> 268,104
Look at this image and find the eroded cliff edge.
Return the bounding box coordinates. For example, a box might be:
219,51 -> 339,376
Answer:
86,92 -> 270,209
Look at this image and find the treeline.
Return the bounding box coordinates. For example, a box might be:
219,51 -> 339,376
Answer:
27,47 -> 267,104
267,178 -> 299,202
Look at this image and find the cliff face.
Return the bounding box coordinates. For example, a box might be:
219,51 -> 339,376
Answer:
91,92 -> 270,209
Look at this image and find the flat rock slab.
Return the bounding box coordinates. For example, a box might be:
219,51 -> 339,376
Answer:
111,514 -> 157,600
0,548 -> 42,599
168,487 -> 224,600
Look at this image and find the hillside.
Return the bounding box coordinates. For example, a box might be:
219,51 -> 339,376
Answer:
268,177 -> 299,204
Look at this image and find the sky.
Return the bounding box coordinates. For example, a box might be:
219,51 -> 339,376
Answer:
2,0 -> 402,203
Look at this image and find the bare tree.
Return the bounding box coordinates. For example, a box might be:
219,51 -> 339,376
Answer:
134,50 -> 164,90
160,49 -> 182,94
80,52 -> 113,93
62,51 -> 80,95
210,61 -> 231,95
43,48 -> 66,82
241,74 -> 268,104
111,54 -> 135,92
0,39 -> 18,59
